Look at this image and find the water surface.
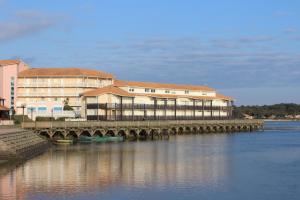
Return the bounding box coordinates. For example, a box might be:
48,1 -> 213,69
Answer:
1,121 -> 300,200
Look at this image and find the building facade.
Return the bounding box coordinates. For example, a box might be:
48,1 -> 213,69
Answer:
1,60 -> 234,121
16,68 -> 114,119
82,81 -> 233,121
0,60 -> 28,112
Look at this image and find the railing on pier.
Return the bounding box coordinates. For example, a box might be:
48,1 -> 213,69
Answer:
22,119 -> 264,130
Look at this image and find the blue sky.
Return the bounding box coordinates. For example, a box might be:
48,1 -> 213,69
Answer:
0,0 -> 299,105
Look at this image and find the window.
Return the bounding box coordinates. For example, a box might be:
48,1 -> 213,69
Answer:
53,107 -> 63,112
129,88 -> 135,92
27,107 -> 36,113
151,89 -> 155,93
145,88 -> 150,92
185,90 -> 189,94
10,77 -> 15,110
165,90 -> 170,94
38,107 -> 47,113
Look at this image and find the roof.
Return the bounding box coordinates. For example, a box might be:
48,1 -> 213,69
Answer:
82,86 -> 233,101
134,93 -> 233,101
114,80 -> 215,92
18,68 -> 114,79
0,60 -> 21,66
0,105 -> 9,111
215,93 -> 234,101
82,85 -> 133,97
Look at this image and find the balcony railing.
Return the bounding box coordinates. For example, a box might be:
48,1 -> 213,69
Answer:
87,115 -> 230,121
18,93 -> 80,97
18,83 -> 105,88
86,103 -> 231,111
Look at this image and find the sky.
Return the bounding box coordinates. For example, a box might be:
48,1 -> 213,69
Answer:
0,0 -> 299,105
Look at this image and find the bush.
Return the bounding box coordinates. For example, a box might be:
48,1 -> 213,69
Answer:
56,117 -> 67,121
63,105 -> 74,111
35,117 -> 55,121
13,115 -> 33,124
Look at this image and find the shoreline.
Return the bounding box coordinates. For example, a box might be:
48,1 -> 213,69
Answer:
263,119 -> 300,122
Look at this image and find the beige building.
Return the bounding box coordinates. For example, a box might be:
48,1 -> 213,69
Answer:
82,80 -> 233,120
15,66 -> 233,121
16,68 -> 114,119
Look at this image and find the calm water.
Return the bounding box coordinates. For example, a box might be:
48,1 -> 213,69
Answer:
1,121 -> 300,200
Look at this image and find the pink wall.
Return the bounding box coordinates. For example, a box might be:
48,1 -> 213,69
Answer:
0,61 -> 28,111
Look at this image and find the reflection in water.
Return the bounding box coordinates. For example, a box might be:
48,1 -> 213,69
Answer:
0,135 -> 232,199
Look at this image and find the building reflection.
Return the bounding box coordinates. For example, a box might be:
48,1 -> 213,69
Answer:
0,135 -> 232,199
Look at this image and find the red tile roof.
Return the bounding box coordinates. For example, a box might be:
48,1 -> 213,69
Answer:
0,60 -> 21,66
18,68 -> 114,78
82,86 -> 233,100
215,93 -> 233,101
135,93 -> 233,100
114,80 -> 215,92
82,85 -> 133,97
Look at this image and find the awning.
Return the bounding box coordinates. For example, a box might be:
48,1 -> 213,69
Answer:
0,105 -> 9,111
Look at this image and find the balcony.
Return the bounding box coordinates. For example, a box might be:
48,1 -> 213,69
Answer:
18,92 -> 80,97
18,82 -> 104,88
69,101 -> 82,107
86,103 -> 232,111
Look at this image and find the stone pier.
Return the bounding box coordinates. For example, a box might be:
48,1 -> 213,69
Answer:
22,119 -> 264,140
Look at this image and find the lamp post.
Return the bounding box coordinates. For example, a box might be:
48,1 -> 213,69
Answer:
17,104 -> 26,123
30,107 -> 34,121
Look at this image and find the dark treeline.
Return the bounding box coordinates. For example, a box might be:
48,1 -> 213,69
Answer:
233,103 -> 300,119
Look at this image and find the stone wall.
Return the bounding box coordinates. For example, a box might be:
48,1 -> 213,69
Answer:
0,128 -> 49,164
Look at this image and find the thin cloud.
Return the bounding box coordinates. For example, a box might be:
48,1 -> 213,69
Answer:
0,10 -> 68,42
273,11 -> 292,17
25,35 -> 299,90
283,27 -> 297,34
237,36 -> 274,43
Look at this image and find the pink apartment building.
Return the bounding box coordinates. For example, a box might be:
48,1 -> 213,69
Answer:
0,60 -> 28,112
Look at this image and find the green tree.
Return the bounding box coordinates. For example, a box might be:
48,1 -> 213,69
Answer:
63,98 -> 74,111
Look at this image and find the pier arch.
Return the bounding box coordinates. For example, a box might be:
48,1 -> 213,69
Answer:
192,127 -> 198,134
106,130 -> 115,136
40,131 -> 50,139
66,130 -> 78,139
150,129 -> 160,140
178,127 -> 184,134
185,127 -> 192,134
199,126 -> 205,133
52,131 -> 65,140
161,129 -> 169,139
94,130 -> 103,137
80,130 -> 91,137
206,126 -> 212,133
129,129 -> 138,140
171,127 -> 177,135
226,126 -> 231,132
139,129 -> 148,140
117,130 -> 127,138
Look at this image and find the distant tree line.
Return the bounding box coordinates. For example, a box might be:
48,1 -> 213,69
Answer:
233,103 -> 300,119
